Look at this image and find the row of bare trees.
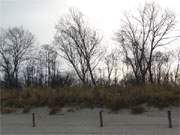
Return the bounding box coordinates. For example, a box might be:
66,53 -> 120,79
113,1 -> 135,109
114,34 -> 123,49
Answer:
0,2 -> 180,88
22,44 -> 74,88
0,27 -> 74,88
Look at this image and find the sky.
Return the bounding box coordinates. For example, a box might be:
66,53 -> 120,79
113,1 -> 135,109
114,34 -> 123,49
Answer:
0,0 -> 180,78
0,0 -> 180,48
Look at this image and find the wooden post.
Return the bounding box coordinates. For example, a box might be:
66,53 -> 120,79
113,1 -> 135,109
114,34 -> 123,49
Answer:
99,110 -> 103,127
168,110 -> 172,128
32,112 -> 35,127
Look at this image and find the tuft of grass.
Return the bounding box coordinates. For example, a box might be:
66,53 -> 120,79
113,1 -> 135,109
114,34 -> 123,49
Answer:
22,105 -> 31,113
67,108 -> 76,112
49,107 -> 61,115
130,106 -> 146,114
105,94 -> 128,111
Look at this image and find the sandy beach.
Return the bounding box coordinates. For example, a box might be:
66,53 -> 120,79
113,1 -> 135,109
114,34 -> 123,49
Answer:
0,107 -> 179,135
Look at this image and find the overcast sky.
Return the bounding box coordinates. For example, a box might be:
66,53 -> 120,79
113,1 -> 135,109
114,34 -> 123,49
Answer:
0,0 -> 180,47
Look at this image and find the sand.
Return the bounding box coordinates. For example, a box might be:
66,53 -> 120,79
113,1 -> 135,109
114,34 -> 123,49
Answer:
0,107 -> 179,135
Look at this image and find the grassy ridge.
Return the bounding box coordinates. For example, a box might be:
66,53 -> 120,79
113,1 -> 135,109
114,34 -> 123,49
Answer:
1,84 -> 180,113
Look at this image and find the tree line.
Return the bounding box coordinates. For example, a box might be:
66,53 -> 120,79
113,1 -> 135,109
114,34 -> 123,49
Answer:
0,3 -> 180,89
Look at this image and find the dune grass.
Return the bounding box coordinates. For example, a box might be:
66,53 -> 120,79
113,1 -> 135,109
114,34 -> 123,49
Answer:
0,84 -> 180,113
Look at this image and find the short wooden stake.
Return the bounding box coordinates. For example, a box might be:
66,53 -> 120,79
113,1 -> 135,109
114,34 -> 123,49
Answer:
99,110 -> 103,127
168,110 -> 172,128
32,112 -> 35,127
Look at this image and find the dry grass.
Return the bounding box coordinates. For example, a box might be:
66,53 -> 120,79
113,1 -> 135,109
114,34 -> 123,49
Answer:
0,107 -> 16,114
0,84 -> 180,113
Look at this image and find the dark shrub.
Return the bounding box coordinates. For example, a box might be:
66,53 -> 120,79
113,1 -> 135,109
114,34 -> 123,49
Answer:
23,105 -> 31,113
49,107 -> 60,115
130,106 -> 146,114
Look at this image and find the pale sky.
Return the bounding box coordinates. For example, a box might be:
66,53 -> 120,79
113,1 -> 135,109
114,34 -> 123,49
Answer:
0,0 -> 180,47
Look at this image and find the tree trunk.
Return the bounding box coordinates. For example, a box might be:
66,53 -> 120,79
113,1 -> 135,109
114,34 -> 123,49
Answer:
87,61 -> 96,87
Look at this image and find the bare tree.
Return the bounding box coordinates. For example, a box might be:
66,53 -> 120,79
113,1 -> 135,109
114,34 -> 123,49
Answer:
152,51 -> 172,84
174,49 -> 180,84
0,29 -> 12,87
104,50 -> 119,85
41,44 -> 58,86
54,9 -> 103,86
0,27 -> 34,88
23,59 -> 36,87
115,2 -> 176,84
